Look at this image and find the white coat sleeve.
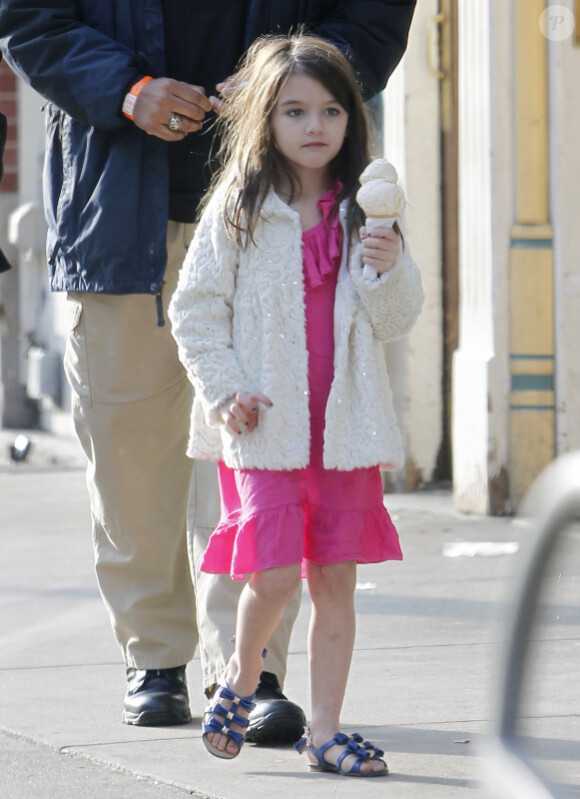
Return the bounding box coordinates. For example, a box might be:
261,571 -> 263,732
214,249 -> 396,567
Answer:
349,238 -> 424,342
168,200 -> 249,427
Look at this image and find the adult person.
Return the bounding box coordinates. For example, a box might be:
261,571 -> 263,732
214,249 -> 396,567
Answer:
0,1 -> 416,743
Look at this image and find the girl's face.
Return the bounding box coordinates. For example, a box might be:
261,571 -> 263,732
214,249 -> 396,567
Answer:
270,73 -> 349,181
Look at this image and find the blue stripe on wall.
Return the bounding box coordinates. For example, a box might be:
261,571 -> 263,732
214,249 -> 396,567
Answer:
510,238 -> 553,249
511,374 -> 554,391
510,354 -> 553,361
510,405 -> 555,411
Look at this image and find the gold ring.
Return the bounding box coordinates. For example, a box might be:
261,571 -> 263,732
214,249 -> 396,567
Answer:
168,114 -> 183,132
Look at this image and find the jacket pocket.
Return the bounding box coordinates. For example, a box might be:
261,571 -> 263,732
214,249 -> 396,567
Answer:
63,294 -> 92,409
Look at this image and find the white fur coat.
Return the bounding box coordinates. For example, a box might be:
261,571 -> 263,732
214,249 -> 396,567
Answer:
169,188 -> 423,471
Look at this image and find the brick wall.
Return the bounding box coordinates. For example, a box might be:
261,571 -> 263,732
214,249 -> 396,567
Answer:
0,60 -> 18,193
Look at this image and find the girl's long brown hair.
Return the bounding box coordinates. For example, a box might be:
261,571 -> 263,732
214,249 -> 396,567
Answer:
200,33 -> 372,247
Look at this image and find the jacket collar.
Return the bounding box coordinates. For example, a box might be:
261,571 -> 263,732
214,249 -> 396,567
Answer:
261,187 -> 350,222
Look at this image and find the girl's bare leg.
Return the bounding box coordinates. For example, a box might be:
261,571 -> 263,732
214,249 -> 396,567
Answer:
306,560 -> 384,773
205,563 -> 302,756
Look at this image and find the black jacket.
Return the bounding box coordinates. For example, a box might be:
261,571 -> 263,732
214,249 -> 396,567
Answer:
0,0 -> 416,294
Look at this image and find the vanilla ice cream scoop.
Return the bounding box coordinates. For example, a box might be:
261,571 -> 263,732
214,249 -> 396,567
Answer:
357,158 -> 405,221
356,179 -> 405,218
359,158 -> 398,185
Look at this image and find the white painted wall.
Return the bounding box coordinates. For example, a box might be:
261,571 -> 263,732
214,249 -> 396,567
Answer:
383,0 -> 443,487
18,84 -> 45,206
454,0 -> 580,512
12,81 -> 71,432
486,0 -> 514,507
453,0 -> 495,513
549,14 -> 580,454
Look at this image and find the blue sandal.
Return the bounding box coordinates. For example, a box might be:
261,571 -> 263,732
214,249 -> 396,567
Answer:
202,680 -> 256,759
295,728 -> 388,777
349,732 -> 386,759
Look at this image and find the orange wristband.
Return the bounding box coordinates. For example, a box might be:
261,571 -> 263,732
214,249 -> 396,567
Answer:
122,76 -> 153,120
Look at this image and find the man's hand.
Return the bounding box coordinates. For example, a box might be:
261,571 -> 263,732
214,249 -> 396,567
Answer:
132,77 -> 212,140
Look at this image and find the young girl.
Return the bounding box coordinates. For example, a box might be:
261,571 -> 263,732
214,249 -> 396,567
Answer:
169,34 -> 423,777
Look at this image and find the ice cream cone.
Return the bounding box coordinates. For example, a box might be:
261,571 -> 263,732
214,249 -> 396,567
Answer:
364,216 -> 397,231
357,159 -> 405,278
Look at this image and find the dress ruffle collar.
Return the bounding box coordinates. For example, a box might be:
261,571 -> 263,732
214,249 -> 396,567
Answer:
301,181 -> 344,290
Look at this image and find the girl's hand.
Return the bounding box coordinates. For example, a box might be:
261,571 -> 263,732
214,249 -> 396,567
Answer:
223,391 -> 273,434
360,225 -> 400,274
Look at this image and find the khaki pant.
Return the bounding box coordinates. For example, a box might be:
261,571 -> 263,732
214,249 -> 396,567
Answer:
63,221 -> 300,687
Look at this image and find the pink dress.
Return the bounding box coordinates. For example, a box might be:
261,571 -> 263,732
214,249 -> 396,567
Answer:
201,184 -> 402,579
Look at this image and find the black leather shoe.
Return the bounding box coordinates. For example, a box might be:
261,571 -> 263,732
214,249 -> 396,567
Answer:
123,665 -> 192,726
245,671 -> 306,745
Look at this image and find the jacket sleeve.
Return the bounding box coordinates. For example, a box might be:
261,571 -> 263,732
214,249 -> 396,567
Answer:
350,238 -> 424,342
168,199 -> 250,427
315,0 -> 416,99
0,0 -> 148,129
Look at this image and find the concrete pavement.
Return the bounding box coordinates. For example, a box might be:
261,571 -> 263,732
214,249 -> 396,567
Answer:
1,429 -> 578,798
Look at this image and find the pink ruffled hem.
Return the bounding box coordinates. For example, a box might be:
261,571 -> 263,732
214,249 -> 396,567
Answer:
201,503 -> 402,580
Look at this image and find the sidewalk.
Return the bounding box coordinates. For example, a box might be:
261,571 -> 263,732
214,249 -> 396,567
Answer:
0,429 -> 577,798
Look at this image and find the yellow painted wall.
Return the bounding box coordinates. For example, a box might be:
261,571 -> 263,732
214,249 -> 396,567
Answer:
508,0 -> 555,507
